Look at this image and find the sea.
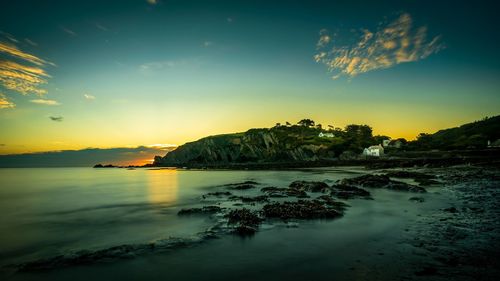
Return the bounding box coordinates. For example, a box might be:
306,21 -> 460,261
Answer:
0,167 -> 448,281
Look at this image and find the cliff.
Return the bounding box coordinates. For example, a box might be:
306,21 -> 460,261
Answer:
154,126 -> 339,167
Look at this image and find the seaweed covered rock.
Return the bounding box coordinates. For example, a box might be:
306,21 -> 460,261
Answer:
384,171 -> 439,186
202,191 -> 232,199
340,174 -> 426,193
263,200 -> 344,220
178,206 -> 223,215
316,195 -> 349,210
260,186 -> 309,198
228,195 -> 269,203
226,208 -> 263,235
224,181 -> 259,190
329,184 -> 371,199
289,181 -> 329,193
409,197 -> 425,203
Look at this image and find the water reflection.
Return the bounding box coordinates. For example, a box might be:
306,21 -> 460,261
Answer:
146,169 -> 179,205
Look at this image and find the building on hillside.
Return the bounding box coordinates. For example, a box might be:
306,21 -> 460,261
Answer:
488,139 -> 500,148
363,144 -> 384,157
318,132 -> 334,138
387,139 -> 405,148
382,139 -> 391,147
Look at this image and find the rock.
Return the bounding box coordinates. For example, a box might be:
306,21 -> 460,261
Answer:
202,191 -> 232,198
329,184 -> 371,199
224,181 -> 259,190
316,195 -> 349,209
228,195 -> 269,203
234,225 -> 258,235
263,200 -> 344,220
409,197 -> 425,203
289,181 -> 329,192
385,171 -> 440,186
385,171 -> 436,180
340,174 -> 426,193
260,186 -> 309,198
178,206 -> 222,215
93,164 -> 116,168
226,208 -> 262,235
415,178 -> 440,186
444,207 -> 458,213
415,266 -> 438,276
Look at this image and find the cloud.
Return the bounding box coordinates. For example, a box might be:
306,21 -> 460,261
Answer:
0,93 -> 15,109
0,31 -> 19,43
0,144 -> 5,146
0,42 -> 49,66
146,143 -> 178,151
202,41 -> 214,47
95,23 -> 108,31
24,38 -> 38,46
0,34 -> 53,98
314,13 -> 444,79
140,60 -> 176,72
30,99 -> 60,105
0,146 -> 177,167
227,17 -> 233,23
60,26 -> 77,36
146,0 -> 158,5
84,93 -> 95,100
316,29 -> 331,48
139,58 -> 203,75
49,116 -> 63,122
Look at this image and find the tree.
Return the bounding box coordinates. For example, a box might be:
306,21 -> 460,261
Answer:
344,124 -> 374,152
297,119 -> 315,127
373,135 -> 391,145
316,124 -> 323,130
285,121 -> 291,126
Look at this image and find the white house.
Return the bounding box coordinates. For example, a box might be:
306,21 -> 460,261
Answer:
318,132 -> 334,138
382,139 -> 391,147
363,145 -> 384,157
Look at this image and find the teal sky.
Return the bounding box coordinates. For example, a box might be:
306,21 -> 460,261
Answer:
1,0 -> 499,156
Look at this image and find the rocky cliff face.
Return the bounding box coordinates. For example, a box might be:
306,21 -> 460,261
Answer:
154,129 -> 332,166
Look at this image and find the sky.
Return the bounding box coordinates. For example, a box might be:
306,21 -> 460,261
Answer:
1,0 -> 499,160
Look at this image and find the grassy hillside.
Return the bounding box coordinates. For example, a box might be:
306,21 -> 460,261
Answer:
410,115 -> 500,149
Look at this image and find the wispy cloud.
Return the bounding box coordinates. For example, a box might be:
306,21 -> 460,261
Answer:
0,93 -> 15,109
0,31 -> 19,43
227,17 -> 233,23
84,93 -> 95,100
30,99 -> 60,105
314,13 -> 444,79
146,143 -> 177,150
202,41 -> 214,47
60,26 -> 77,37
49,116 -> 63,122
95,23 -> 108,31
139,58 -> 203,75
146,0 -> 158,5
140,60 -> 176,72
24,38 -> 38,46
0,35 -> 53,98
0,42 -> 49,66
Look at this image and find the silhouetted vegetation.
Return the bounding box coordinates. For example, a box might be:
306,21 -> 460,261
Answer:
408,116 -> 500,150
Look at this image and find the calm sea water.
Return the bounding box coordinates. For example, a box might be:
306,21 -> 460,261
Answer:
0,167 -> 447,281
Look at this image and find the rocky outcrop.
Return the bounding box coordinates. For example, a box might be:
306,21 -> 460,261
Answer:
153,129 -> 330,166
340,174 -> 427,193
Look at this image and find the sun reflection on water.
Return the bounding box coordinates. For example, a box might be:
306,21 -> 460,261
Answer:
146,169 -> 179,205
